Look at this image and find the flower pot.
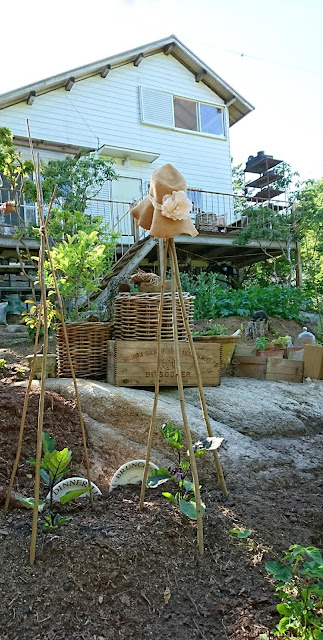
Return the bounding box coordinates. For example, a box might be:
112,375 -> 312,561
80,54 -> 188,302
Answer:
256,348 -> 284,359
193,335 -> 240,368
26,354 -> 57,379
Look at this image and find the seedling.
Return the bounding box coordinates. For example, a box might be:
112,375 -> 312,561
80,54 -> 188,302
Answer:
230,528 -> 252,539
17,432 -> 90,532
0,358 -> 6,368
265,545 -> 323,639
147,422 -> 223,521
255,336 -> 270,351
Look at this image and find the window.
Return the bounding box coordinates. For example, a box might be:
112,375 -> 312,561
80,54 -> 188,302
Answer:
140,86 -> 226,138
174,97 -> 198,131
200,103 -> 224,135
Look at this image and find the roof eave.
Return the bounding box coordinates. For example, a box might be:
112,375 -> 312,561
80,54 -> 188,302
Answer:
0,35 -> 254,125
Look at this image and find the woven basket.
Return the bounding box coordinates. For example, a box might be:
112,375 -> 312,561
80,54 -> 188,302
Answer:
56,322 -> 112,379
114,292 -> 194,341
196,213 -> 226,232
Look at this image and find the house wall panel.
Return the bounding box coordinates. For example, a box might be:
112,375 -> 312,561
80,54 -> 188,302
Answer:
1,53 -> 233,195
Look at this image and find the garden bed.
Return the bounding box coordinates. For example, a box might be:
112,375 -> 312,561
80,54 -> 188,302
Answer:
0,383 -> 322,640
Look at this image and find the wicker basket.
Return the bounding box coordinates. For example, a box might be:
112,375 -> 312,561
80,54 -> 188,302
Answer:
195,213 -> 226,233
114,292 -> 194,341
56,322 -> 112,379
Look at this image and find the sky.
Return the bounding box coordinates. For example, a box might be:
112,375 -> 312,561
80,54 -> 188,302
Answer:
1,0 -> 322,181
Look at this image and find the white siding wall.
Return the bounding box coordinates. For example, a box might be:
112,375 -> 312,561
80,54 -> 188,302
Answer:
1,53 -> 233,197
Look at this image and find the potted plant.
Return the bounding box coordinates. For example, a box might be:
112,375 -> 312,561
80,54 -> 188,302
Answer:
193,323 -> 240,368
255,336 -> 270,356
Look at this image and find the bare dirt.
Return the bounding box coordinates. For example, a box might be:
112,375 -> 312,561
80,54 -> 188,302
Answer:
0,379 -> 322,640
0,322 -> 322,640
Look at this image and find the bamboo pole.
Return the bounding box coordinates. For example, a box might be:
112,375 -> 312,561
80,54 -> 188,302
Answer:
4,304 -> 42,513
44,234 -> 94,508
26,123 -> 93,509
169,239 -> 228,497
139,239 -> 169,510
30,224 -> 48,566
169,244 -> 204,555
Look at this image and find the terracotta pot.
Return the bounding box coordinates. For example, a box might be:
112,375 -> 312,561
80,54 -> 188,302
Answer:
256,349 -> 284,359
193,335 -> 240,368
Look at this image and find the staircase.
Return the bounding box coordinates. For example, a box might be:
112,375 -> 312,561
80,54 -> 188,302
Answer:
93,235 -> 158,308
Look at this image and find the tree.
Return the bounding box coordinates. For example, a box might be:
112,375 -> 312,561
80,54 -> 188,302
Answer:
46,229 -> 117,320
24,152 -> 118,213
0,127 -> 33,213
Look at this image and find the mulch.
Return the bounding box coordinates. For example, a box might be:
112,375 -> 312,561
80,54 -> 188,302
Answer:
0,384 -> 322,640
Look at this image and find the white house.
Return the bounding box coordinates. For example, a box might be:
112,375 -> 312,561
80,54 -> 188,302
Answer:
0,35 -> 254,238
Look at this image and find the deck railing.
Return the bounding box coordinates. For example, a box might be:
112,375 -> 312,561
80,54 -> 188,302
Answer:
1,188 -> 291,260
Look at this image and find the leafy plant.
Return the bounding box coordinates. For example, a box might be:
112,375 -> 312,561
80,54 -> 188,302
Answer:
255,337 -> 270,352
192,323 -> 228,337
181,273 -> 311,320
147,422 -> 223,521
271,336 -> 291,348
265,545 -> 323,639
0,358 -> 6,369
21,299 -> 61,341
17,432 -> 90,532
46,229 -> 118,320
24,151 -> 118,214
230,528 -> 252,539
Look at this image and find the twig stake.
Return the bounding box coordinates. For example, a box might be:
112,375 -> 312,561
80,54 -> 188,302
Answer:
169,241 -> 204,554
169,240 -> 228,497
4,304 -> 42,513
139,239 -> 169,509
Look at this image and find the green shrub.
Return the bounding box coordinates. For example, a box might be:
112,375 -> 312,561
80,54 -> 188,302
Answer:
180,273 -> 312,320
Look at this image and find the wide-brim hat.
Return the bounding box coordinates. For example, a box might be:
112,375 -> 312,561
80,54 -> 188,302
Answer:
131,164 -> 198,239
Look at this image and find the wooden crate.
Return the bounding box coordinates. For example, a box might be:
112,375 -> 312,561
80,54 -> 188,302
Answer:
107,340 -> 221,387
303,345 -> 323,379
232,355 -> 267,379
266,358 -> 303,383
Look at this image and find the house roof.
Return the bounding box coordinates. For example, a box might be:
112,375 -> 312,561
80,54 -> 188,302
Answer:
0,35 -> 254,126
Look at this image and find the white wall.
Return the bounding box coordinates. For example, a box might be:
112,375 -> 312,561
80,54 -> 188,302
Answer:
1,53 -> 233,196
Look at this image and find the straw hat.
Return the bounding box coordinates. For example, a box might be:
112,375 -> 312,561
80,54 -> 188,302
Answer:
131,164 -> 198,239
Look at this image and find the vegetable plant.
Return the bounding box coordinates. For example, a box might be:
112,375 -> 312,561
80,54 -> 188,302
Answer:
265,545 -> 323,639
17,432 -> 90,532
255,337 -> 270,352
21,298 -> 61,341
192,323 -> 228,337
147,422 -> 223,521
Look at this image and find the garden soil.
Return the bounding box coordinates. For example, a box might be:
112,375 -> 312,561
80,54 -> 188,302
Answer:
0,374 -> 322,640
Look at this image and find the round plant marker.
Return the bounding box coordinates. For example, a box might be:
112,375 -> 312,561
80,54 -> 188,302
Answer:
109,460 -> 159,492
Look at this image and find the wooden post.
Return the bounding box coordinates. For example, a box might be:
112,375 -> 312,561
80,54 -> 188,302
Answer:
169,244 -> 204,554
296,241 -> 303,287
139,239 -> 169,509
169,239 -> 228,497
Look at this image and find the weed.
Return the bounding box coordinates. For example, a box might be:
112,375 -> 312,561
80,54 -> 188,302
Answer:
265,545 -> 323,639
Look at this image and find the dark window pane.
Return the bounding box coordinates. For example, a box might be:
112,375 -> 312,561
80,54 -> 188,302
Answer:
174,98 -> 198,131
200,104 -> 224,135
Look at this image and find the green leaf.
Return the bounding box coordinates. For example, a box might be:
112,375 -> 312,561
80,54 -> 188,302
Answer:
181,460 -> 189,471
162,492 -> 176,504
257,635 -> 269,640
178,498 -> 206,521
158,423 -> 183,450
230,528 -> 252,539
40,469 -> 50,485
42,432 -> 55,454
146,468 -> 172,488
305,547 -> 323,564
183,478 -> 195,494
265,561 -> 292,583
310,583 -> 323,596
43,448 -> 72,479
191,436 -> 224,455
277,603 -> 293,616
59,487 -> 90,504
16,496 -> 44,512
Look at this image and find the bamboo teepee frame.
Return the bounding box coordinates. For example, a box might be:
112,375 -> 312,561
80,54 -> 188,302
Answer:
4,124 -> 94,566
140,238 -> 227,555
